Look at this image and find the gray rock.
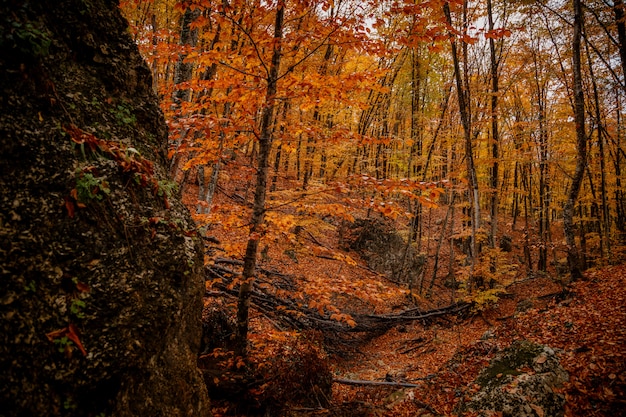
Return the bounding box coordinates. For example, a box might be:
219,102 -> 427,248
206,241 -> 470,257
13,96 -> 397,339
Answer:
458,340 -> 568,417
339,218 -> 425,284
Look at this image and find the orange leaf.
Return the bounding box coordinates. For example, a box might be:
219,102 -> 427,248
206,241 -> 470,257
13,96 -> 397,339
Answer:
45,328 -> 66,342
64,197 -> 75,218
66,324 -> 87,356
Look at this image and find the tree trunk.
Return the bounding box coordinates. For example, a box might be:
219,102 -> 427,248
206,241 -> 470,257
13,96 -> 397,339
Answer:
234,1 -> 285,358
532,42 -> 550,272
487,0 -> 500,250
584,39 -> 611,256
169,6 -> 200,178
613,0 -> 626,89
444,2 -> 480,262
563,0 -> 587,280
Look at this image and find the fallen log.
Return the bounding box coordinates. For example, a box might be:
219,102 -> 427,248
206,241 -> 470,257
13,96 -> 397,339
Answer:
205,264 -> 472,336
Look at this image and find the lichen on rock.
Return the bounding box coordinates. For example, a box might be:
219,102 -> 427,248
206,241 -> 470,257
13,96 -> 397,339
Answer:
458,340 -> 568,417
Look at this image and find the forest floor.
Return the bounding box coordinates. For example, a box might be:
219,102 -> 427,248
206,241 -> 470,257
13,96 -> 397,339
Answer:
180,166 -> 626,417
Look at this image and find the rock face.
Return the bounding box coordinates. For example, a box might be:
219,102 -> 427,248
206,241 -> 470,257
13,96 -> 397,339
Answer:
459,340 -> 568,417
0,1 -> 210,416
339,218 -> 424,284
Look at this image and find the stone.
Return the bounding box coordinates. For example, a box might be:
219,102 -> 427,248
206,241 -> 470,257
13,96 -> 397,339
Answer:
0,1 -> 210,416
458,340 -> 568,417
339,218 -> 425,284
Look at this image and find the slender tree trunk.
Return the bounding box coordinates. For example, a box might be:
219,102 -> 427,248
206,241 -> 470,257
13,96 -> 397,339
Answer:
563,0 -> 587,280
271,101 -> 290,191
533,43 -> 550,272
197,137 -> 224,214
487,0 -> 499,250
615,92 -> 626,235
522,162 -> 533,272
444,2 -> 480,262
234,2 -> 284,358
584,39 -> 611,255
409,44 -> 423,178
426,191 -> 454,297
173,7 -> 200,104
169,7 -> 200,178
613,0 -> 626,89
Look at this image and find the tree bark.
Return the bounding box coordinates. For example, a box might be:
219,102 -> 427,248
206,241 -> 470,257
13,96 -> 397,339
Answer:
613,0 -> 626,89
235,1 -> 285,358
487,0 -> 500,250
563,0 -> 587,280
169,6 -> 200,178
444,1 -> 480,262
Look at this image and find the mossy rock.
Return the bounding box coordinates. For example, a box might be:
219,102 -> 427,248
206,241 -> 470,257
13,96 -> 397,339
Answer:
458,340 -> 568,417
339,218 -> 425,284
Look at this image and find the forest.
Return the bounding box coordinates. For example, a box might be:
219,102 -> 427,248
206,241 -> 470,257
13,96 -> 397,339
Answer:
0,0 -> 624,416
117,0 -> 626,415
116,0 -> 626,415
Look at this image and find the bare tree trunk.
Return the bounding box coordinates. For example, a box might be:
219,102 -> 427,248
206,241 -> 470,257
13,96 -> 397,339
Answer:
585,37 -> 611,256
197,138 -> 223,214
487,0 -> 499,250
426,191 -> 455,297
522,162 -> 533,273
563,0 -> 587,280
531,40 -> 550,272
615,92 -> 626,235
169,7 -> 200,178
271,101 -> 290,192
613,0 -> 626,89
234,1 -> 284,358
444,2 -> 480,263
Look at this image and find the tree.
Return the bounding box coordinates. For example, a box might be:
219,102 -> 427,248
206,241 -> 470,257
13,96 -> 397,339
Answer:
235,0 -> 286,358
486,0 -> 500,250
444,0 -> 480,264
563,0 -> 588,280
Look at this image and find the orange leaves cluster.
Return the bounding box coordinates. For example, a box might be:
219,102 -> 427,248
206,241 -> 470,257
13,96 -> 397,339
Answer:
46,323 -> 87,357
351,175 -> 445,215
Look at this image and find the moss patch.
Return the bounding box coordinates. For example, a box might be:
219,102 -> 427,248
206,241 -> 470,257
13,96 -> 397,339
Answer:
476,340 -> 543,387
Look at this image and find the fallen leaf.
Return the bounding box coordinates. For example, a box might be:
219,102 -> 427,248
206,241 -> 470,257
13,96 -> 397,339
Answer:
529,404 -> 544,417
64,197 -> 75,218
67,324 -> 87,356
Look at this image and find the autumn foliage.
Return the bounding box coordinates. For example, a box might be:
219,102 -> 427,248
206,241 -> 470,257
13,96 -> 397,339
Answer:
120,0 -> 626,415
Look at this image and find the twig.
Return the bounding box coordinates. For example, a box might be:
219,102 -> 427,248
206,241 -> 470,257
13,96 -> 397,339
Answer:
306,230 -> 330,249
333,378 -> 420,388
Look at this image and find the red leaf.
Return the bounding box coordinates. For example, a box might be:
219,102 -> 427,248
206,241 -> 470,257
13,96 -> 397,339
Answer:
67,324 -> 87,356
64,197 -> 75,218
45,328 -> 66,342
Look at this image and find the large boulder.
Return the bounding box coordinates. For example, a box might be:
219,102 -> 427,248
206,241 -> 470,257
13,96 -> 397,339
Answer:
458,340 -> 568,417
339,218 -> 425,285
0,1 -> 210,416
